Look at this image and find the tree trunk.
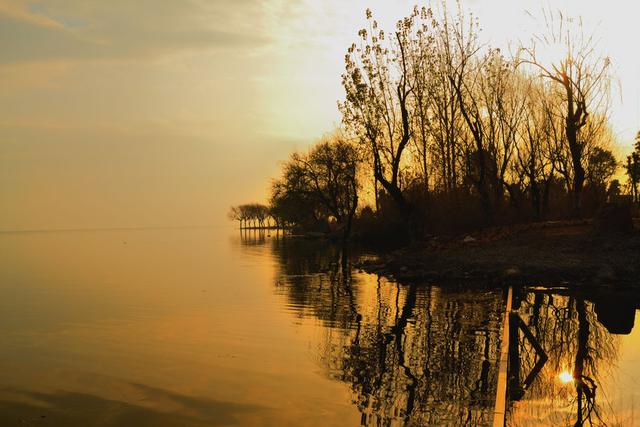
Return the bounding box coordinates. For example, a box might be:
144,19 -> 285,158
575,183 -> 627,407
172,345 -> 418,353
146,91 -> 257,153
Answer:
572,161 -> 585,217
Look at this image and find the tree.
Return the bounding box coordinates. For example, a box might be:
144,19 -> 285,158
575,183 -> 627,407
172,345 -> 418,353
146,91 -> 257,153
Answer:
444,12 -> 496,218
478,49 -> 528,209
625,132 -> 640,202
607,179 -> 621,200
427,3 -> 465,193
228,203 -> 271,229
270,136 -> 360,239
514,78 -> 557,218
519,10 -> 612,216
270,165 -> 320,230
227,206 -> 243,228
305,137 -> 360,238
228,204 -> 253,228
586,147 -> 617,188
250,204 -> 270,228
340,8 -> 424,213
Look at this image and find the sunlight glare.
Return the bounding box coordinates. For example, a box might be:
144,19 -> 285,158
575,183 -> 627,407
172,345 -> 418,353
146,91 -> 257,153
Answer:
558,370 -> 574,384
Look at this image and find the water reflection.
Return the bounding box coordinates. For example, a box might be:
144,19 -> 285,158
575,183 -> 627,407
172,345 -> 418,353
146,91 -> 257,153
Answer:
507,290 -> 623,426
264,236 -> 505,426
0,230 -> 636,426
1,228 -> 360,427
250,234 -> 640,426
0,383 -> 269,427
594,295 -> 636,335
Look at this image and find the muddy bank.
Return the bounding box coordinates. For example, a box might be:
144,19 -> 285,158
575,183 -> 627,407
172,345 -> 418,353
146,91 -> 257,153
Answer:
355,220 -> 640,291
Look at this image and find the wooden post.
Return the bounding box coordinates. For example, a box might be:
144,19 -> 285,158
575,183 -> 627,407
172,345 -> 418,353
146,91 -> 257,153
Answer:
493,286 -> 512,427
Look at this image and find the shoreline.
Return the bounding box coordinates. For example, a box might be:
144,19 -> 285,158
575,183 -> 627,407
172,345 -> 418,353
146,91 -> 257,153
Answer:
353,220 -> 640,294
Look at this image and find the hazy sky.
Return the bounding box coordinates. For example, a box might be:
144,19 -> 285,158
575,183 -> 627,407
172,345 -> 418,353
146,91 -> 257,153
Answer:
1,0 -> 639,231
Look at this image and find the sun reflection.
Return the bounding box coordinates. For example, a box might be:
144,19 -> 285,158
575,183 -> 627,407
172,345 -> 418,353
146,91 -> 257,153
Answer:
558,370 -> 574,384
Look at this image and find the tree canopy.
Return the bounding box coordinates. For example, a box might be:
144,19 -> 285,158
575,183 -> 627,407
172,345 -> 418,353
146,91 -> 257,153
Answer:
270,135 -> 360,238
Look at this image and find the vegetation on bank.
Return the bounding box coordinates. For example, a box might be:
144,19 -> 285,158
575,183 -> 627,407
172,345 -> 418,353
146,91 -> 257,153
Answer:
227,203 -> 272,229
231,3 -> 638,246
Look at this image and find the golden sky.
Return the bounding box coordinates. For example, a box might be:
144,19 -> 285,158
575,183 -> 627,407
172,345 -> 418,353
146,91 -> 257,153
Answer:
1,0 -> 638,231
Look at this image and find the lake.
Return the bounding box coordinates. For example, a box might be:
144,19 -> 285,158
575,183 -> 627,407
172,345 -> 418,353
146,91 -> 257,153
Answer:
0,227 -> 639,426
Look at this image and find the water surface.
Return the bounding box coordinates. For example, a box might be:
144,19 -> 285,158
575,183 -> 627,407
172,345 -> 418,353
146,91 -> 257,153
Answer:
0,227 -> 638,426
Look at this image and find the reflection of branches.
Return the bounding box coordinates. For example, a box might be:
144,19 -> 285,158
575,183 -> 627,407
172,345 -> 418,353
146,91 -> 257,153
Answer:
270,240 -> 627,426
271,239 -> 505,426
510,291 -> 620,426
574,297 -> 604,427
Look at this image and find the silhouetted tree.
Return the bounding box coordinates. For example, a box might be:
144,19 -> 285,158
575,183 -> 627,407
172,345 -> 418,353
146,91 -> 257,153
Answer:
625,132 -> 640,202
250,204 -> 270,228
586,146 -> 617,189
340,8 -> 418,214
252,5 -> 623,240
270,135 -> 360,239
444,10 -> 496,219
228,203 -> 271,229
514,79 -> 558,218
520,10 -> 612,216
227,206 -> 243,228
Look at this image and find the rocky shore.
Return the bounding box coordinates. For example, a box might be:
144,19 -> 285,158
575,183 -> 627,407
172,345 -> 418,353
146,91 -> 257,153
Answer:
354,220 -> 640,291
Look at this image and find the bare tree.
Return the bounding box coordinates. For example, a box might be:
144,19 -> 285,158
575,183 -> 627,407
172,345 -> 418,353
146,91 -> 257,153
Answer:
228,204 -> 271,229
427,4 -> 465,193
479,50 -> 528,208
340,9 -> 418,213
441,9 -> 497,218
227,206 -> 243,229
519,10 -> 611,216
513,78 -> 557,218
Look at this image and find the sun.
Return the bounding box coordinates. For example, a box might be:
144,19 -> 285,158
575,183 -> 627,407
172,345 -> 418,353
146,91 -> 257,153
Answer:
558,370 -> 574,384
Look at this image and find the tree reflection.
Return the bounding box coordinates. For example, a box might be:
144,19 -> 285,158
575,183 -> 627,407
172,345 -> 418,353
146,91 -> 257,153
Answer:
271,238 -> 504,426
509,290 -> 620,426
268,240 -> 627,426
238,228 -> 268,245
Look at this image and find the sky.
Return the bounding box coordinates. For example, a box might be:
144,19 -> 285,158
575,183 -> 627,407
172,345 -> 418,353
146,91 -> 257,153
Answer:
1,0 -> 639,231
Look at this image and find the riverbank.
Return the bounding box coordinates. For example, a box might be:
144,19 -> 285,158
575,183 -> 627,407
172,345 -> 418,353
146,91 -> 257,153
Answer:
354,220 -> 640,291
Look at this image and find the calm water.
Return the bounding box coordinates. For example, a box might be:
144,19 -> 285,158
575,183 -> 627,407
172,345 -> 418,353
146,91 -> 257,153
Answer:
0,227 -> 639,426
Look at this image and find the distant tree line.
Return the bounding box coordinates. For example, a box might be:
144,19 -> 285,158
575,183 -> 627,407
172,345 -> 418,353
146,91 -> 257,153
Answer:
227,203 -> 272,229
229,136 -> 360,238
232,4 -> 635,243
